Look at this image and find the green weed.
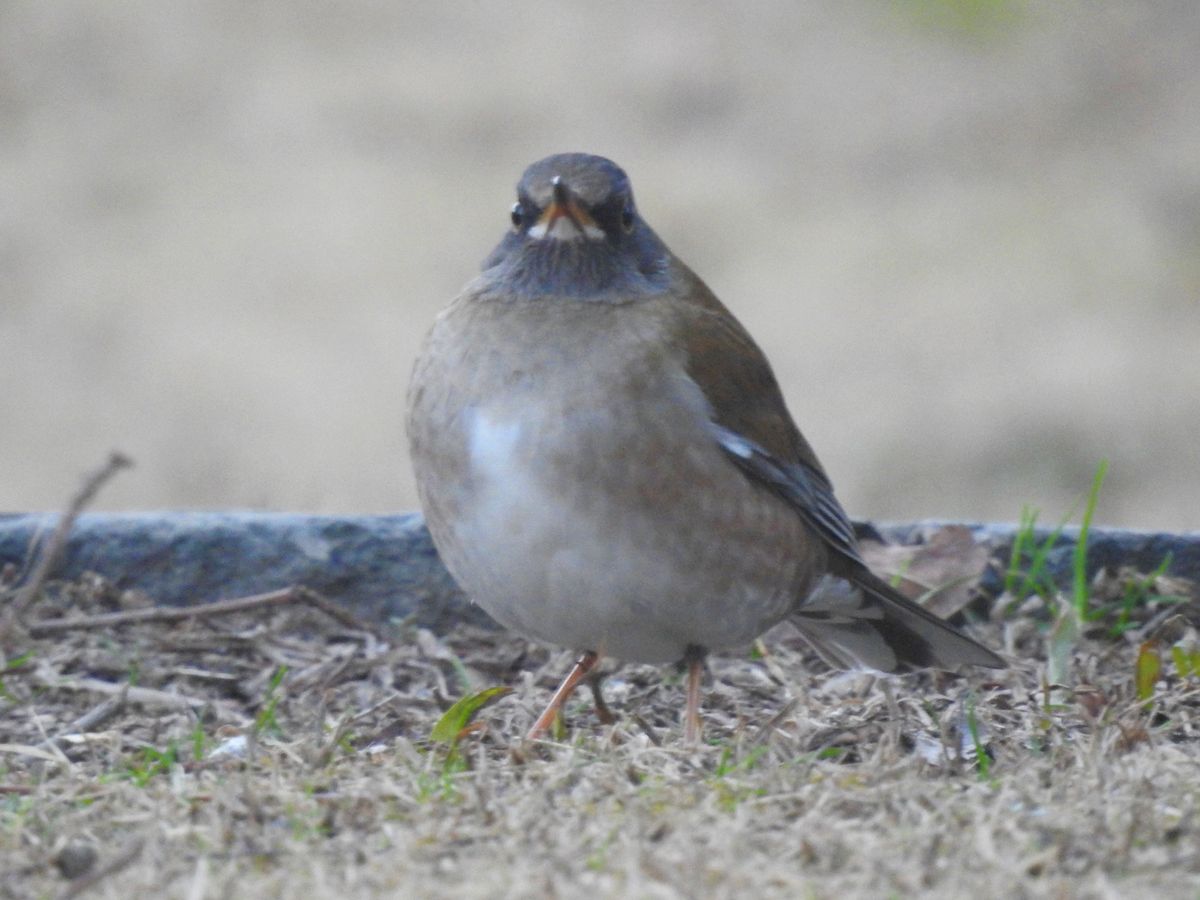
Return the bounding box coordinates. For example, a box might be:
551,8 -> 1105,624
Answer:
1003,505 -> 1074,611
963,692 -> 991,781
190,719 -> 208,762
1071,459 -> 1108,619
0,652 -> 33,701
253,666 -> 288,738
426,684 -> 511,788
1170,644 -> 1200,678
124,743 -> 178,787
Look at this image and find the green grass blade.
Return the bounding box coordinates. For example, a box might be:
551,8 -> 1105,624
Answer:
1135,641 -> 1161,704
430,685 -> 512,745
1073,459 -> 1109,618
1004,505 -> 1039,598
1005,504 -> 1075,613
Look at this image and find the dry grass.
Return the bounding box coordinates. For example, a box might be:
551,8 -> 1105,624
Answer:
2,569 -> 1198,899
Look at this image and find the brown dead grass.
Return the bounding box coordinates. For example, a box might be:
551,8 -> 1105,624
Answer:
2,572 -> 1199,899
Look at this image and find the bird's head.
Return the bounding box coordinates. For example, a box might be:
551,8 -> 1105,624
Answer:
482,153 -> 669,298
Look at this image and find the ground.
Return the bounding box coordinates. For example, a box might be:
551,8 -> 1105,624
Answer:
2,568 -> 1198,899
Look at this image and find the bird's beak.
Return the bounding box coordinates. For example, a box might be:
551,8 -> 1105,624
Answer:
529,176 -> 605,241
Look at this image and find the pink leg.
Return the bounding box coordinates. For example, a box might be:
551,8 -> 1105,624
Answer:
684,655 -> 704,744
526,651 -> 600,741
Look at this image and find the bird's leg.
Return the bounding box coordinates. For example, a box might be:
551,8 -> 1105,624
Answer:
682,645 -> 707,745
588,671 -> 617,725
526,651 -> 600,741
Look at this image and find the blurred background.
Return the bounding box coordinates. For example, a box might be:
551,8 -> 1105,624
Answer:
2,1 -> 1198,529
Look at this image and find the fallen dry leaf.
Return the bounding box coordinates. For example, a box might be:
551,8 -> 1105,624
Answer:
858,524 -> 991,618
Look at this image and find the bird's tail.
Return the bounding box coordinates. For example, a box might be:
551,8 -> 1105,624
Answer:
789,569 -> 1005,673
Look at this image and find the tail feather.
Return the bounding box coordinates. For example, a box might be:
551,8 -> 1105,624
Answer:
790,569 -> 1004,673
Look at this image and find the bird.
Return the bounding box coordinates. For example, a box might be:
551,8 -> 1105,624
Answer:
406,153 -> 1004,744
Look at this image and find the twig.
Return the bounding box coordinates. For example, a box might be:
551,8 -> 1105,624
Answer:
348,691 -> 405,724
57,837 -> 145,900
748,698 -> 799,748
27,586 -> 302,635
310,712 -> 352,769
185,855 -> 208,900
0,452 -> 132,639
34,673 -> 214,711
295,587 -> 376,633
1131,607 -> 1188,643
631,713 -> 662,747
28,585 -> 304,633
62,685 -> 130,736
0,743 -> 71,764
26,586 -> 372,637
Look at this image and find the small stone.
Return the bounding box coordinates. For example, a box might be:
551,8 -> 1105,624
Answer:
54,840 -> 98,879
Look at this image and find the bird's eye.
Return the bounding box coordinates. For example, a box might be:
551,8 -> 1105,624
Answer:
510,202 -> 525,231
620,204 -> 635,234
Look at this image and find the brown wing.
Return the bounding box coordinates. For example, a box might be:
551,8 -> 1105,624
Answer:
669,260 -> 862,562
669,260 -> 1005,671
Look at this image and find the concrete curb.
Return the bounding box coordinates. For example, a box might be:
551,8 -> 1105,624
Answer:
1,513 -> 1196,631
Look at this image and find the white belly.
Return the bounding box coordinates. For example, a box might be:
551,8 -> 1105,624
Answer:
438,407 -> 806,663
